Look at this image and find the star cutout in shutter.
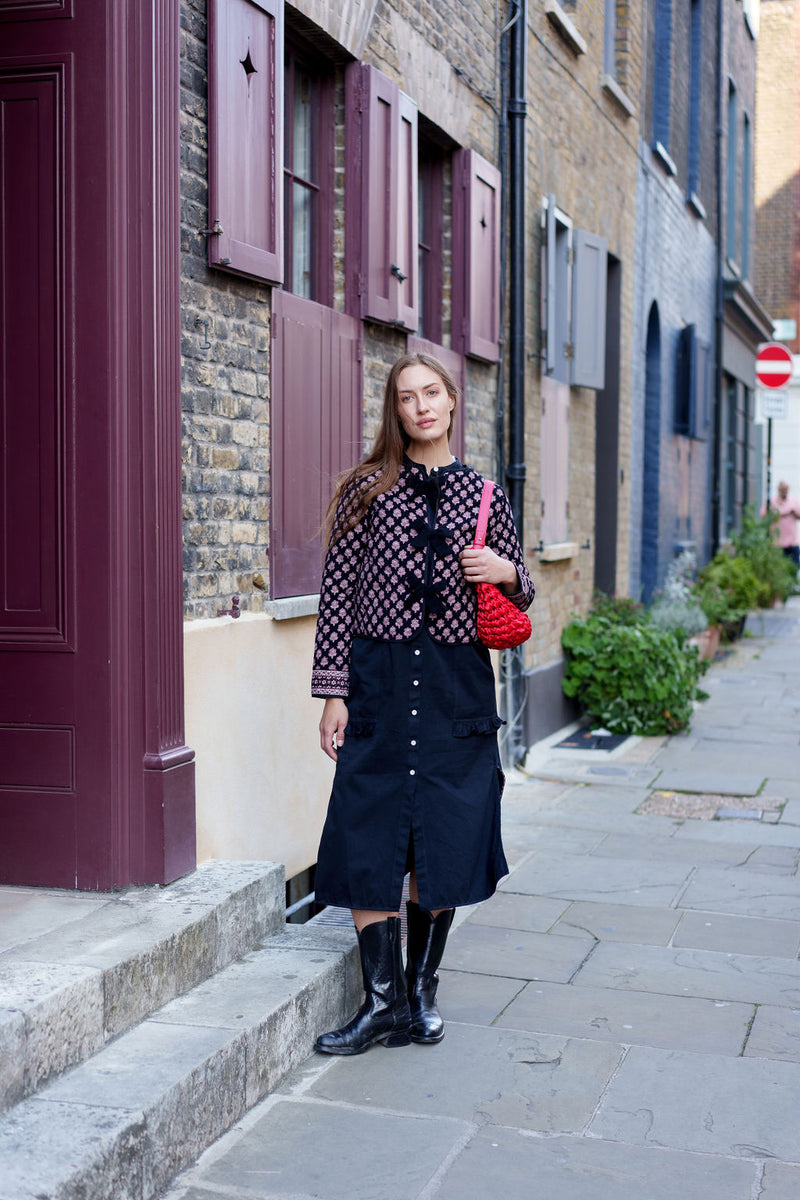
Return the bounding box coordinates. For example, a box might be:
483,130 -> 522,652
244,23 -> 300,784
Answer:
240,49 -> 257,80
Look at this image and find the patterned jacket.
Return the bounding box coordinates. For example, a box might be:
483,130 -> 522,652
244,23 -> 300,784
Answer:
312,458 -> 535,697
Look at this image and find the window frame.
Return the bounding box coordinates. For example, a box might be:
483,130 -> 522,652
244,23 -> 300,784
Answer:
282,35 -> 335,307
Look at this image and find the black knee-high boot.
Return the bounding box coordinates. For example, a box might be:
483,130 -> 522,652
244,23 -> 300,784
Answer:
405,901 -> 455,1044
314,917 -> 412,1055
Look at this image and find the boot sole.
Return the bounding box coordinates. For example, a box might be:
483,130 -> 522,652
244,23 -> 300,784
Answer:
314,1029 -> 412,1055
410,1030 -> 445,1044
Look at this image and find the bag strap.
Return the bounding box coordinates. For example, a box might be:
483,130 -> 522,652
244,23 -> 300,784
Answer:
473,480 -> 494,549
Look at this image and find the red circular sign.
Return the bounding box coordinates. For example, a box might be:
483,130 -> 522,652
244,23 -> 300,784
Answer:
756,342 -> 794,389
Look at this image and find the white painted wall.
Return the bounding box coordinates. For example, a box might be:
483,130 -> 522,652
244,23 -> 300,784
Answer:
184,613 -> 334,882
755,357 -> 800,501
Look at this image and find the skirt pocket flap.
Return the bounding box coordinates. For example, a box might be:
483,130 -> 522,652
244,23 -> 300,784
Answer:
346,718 -> 376,737
452,715 -> 505,737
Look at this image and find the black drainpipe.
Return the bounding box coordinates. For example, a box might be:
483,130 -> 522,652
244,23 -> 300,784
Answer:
711,0 -> 724,554
503,0 -> 527,762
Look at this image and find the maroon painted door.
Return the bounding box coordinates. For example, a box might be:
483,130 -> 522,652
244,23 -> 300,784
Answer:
0,2 -> 194,888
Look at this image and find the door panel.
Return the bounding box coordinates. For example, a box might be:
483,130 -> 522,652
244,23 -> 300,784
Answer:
1,13 -> 113,886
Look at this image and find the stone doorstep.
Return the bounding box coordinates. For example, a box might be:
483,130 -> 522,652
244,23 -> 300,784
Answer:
0,861 -> 286,1115
0,926 -> 361,1200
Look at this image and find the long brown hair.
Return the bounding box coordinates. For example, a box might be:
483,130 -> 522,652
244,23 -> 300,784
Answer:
324,352 -> 460,544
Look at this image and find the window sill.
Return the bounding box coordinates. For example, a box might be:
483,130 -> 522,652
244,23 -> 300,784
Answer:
263,594 -> 320,620
601,75 -> 635,118
540,541 -> 578,563
687,192 -> 707,220
543,0 -> 587,55
652,141 -> 678,177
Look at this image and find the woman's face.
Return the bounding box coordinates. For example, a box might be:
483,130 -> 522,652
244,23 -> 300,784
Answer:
395,363 -> 455,451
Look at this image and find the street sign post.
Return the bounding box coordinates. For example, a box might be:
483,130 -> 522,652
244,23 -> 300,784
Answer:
756,343 -> 794,502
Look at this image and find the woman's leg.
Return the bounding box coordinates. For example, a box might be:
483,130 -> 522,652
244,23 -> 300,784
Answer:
314,909 -> 411,1055
352,909 -> 398,932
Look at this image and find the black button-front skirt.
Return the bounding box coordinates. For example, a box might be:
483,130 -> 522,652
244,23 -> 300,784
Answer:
314,632 -> 509,912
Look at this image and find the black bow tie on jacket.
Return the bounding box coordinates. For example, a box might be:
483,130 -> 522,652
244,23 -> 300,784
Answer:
403,573 -> 446,614
410,516 -> 455,559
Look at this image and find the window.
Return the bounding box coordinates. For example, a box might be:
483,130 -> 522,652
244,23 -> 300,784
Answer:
742,112 -> 751,280
604,0 -> 617,78
687,0 -> 702,201
207,0 -> 284,282
726,81 -> 738,264
283,44 -> 334,304
417,139 -> 444,345
652,0 -> 673,157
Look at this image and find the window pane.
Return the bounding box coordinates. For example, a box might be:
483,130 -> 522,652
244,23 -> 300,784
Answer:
292,181 -> 314,299
293,67 -> 313,182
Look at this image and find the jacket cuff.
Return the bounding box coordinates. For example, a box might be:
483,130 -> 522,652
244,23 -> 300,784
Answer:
312,668 -> 350,698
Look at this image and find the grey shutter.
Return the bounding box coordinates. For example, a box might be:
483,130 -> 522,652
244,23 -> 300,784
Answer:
207,0 -> 284,283
571,228 -> 607,389
545,195 -> 557,375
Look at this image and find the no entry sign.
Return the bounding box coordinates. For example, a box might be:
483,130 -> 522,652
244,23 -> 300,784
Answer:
756,342 -> 794,389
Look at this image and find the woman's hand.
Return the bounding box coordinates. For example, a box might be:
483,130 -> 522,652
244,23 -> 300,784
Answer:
460,547 -> 519,594
320,697 -> 349,762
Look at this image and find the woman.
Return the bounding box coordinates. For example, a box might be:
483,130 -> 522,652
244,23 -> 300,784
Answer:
311,352 -> 535,1055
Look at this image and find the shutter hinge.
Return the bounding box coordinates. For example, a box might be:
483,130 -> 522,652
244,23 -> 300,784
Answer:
541,500 -> 545,516
566,246 -> 575,266
566,500 -> 570,517
564,342 -> 574,360
356,343 -> 363,363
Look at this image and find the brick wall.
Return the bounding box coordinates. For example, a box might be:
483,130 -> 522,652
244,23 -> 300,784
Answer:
755,0 -> 800,349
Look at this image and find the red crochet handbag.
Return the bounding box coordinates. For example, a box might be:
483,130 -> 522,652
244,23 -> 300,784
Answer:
472,480 -> 532,650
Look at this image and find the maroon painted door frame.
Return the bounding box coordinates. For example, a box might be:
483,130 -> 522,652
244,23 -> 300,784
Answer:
0,0 -> 194,888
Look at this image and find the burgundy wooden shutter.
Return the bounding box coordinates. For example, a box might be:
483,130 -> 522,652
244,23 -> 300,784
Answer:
270,293 -> 362,598
571,228 -> 608,389
354,64 -> 418,328
453,149 -> 501,362
208,0 -> 284,282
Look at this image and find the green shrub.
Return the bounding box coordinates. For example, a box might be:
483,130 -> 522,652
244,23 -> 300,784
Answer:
729,504 -> 796,605
692,577 -> 746,631
589,591 -> 648,626
562,614 -> 702,736
697,552 -> 762,614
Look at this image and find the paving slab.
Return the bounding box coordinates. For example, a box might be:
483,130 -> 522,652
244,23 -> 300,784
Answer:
673,910 -> 800,957
499,851 -> 692,907
678,866 -> 800,920
433,1127 -> 757,1200
306,1022 -> 624,1132
466,890 -> 570,932
760,1161 -> 800,1199
495,978 -> 752,1055
587,832 -> 759,866
743,1005 -> 800,1063
652,769 -> 766,795
673,819 -> 800,848
541,784 -> 653,816
436,969 -> 526,1025
781,799 -> 800,823
498,823 -> 609,858
574,942 -> 800,1006
182,1096 -> 469,1200
441,923 -> 594,982
551,901 -> 682,945
768,778 -> 800,803
590,1045 -> 800,1160
689,725 -> 798,745
524,810 -> 684,838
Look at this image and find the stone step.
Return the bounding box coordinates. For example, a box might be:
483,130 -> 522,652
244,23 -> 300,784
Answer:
0,923 -> 359,1200
0,861 -> 286,1114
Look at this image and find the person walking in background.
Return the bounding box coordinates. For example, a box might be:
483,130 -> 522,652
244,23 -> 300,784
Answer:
765,480 -> 800,568
310,352 -> 534,1056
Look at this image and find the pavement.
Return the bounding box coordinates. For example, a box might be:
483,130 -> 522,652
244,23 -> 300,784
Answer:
160,597 -> 800,1200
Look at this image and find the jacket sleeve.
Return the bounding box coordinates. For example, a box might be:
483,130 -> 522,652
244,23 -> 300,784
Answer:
311,479 -> 370,698
487,484 -> 535,611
